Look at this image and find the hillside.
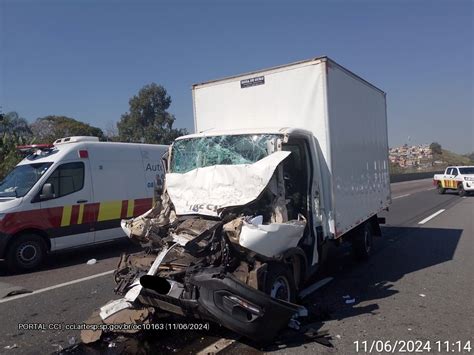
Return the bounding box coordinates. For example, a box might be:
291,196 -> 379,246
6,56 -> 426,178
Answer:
436,149 -> 473,166
390,148 -> 473,175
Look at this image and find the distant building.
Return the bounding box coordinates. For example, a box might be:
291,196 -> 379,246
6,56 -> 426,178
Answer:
389,144 -> 433,169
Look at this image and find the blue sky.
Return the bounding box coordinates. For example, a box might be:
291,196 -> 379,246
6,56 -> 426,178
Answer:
1,0 -> 472,153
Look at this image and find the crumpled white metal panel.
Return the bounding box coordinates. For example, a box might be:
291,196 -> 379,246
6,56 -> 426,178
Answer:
166,151 -> 291,217
239,220 -> 306,257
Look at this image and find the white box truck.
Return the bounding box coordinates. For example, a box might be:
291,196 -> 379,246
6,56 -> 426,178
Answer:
0,136 -> 168,272
95,57 -> 391,343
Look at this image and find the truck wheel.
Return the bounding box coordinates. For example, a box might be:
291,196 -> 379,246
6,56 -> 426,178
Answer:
437,183 -> 445,194
6,234 -> 47,273
457,184 -> 466,197
263,263 -> 296,303
352,222 -> 373,260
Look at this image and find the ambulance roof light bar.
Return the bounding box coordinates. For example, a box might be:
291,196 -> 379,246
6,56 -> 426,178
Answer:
16,144 -> 54,153
53,136 -> 99,145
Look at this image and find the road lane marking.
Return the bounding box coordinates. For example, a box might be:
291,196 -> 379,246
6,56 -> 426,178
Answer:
393,193 -> 411,199
425,187 -> 436,191
197,337 -> 239,355
418,209 -> 446,225
0,269 -> 115,304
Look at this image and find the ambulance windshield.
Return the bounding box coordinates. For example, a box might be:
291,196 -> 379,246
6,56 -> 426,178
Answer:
0,163 -> 53,198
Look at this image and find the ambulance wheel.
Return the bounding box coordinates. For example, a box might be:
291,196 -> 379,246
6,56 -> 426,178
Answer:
6,234 -> 47,273
352,222 -> 373,260
457,184 -> 466,197
437,183 -> 445,194
263,262 -> 296,303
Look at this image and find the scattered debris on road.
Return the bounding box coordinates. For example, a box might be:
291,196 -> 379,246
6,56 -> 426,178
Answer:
86,259 -> 97,265
0,281 -> 32,299
3,344 -> 18,350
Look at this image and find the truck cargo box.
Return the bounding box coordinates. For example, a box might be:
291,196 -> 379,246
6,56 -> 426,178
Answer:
192,56 -> 391,238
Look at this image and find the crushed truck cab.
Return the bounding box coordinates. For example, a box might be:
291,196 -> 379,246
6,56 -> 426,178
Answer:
433,166 -> 474,196
88,57 -> 391,343
110,131 -> 312,342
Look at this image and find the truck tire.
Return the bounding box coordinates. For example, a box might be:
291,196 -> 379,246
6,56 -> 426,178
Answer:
437,183 -> 445,194
263,262 -> 296,303
457,184 -> 466,197
6,234 -> 47,273
352,222 -> 373,260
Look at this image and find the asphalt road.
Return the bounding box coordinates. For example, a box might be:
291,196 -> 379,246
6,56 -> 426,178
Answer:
0,178 -> 472,354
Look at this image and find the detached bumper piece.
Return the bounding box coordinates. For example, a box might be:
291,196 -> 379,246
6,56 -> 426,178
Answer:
137,271 -> 301,343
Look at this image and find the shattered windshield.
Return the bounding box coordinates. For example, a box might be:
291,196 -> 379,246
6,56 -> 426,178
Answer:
0,163 -> 52,198
170,134 -> 280,173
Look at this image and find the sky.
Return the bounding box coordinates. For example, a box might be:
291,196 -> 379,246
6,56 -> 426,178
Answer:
1,0 -> 473,153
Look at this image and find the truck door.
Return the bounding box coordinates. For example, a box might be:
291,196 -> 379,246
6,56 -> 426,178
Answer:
282,138 -> 318,263
37,160 -> 94,250
444,168 -> 456,188
452,168 -> 460,187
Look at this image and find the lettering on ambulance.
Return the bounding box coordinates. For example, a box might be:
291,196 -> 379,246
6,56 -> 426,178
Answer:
145,163 -> 162,172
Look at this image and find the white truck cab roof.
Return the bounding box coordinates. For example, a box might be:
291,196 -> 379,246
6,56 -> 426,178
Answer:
175,127 -> 313,141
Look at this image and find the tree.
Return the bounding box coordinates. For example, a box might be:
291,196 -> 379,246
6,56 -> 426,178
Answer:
104,120 -> 119,141
30,115 -> 104,143
0,112 -> 33,179
430,142 -> 442,155
0,112 -> 33,138
117,83 -> 187,144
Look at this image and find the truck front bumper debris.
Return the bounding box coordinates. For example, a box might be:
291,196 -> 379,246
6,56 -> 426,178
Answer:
136,269 -> 301,343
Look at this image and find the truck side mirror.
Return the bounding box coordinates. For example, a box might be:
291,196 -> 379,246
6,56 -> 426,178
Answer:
40,183 -> 56,200
161,151 -> 169,173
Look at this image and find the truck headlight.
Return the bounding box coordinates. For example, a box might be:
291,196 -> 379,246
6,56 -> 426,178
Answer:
0,213 -> 6,221
464,177 -> 474,181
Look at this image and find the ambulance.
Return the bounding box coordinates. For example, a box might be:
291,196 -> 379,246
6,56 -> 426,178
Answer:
0,136 -> 168,272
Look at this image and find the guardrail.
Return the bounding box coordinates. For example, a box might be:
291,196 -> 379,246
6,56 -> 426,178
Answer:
390,171 -> 443,183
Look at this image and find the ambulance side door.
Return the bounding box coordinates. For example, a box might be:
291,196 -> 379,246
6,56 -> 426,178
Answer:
36,160 -> 94,250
